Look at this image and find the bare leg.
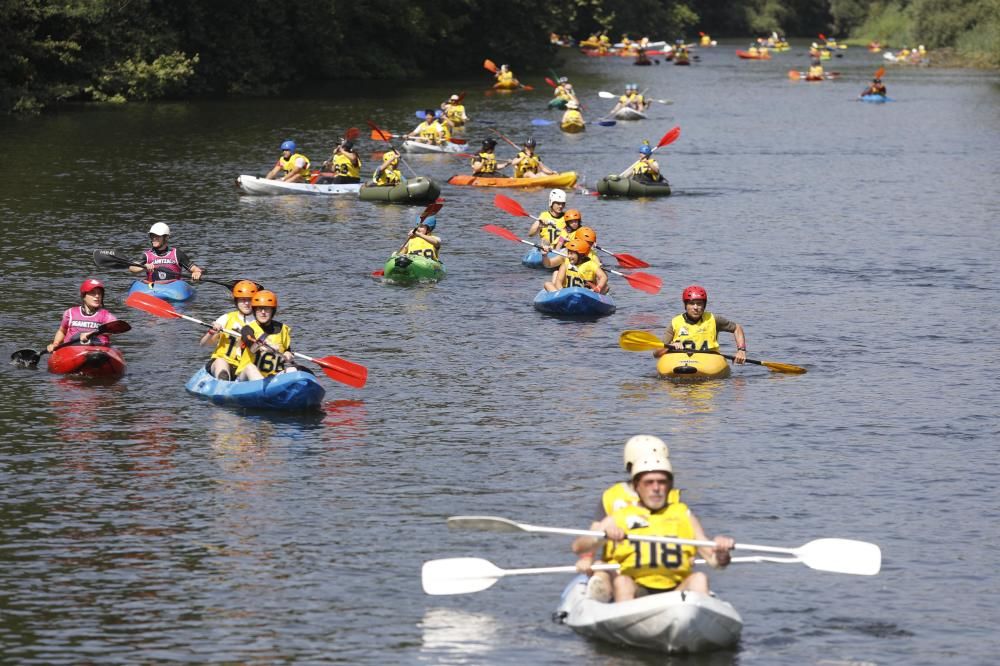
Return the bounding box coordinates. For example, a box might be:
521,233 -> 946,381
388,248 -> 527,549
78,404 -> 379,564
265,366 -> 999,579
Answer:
239,364 -> 264,381
677,571 -> 709,594
611,572 -> 638,602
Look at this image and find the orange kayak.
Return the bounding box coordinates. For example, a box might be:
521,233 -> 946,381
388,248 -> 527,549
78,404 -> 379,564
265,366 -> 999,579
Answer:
447,172 -> 578,188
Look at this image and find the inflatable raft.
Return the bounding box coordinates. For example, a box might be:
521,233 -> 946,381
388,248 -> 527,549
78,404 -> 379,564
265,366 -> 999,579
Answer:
657,351 -> 731,382
128,279 -> 195,303
47,345 -> 126,378
185,368 -> 325,411
596,175 -> 672,198
382,254 -> 445,284
358,177 -> 441,204
533,287 -> 616,318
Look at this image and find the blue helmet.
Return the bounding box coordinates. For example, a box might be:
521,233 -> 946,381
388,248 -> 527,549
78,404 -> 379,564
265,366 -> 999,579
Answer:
639,145 -> 653,156
280,140 -> 296,151
420,215 -> 437,231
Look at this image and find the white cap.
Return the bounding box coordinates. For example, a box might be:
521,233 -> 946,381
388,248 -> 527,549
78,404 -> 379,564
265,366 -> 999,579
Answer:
149,222 -> 171,236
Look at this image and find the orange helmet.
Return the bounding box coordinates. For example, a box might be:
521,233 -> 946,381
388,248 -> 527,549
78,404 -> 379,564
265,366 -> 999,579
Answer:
565,239 -> 591,256
576,226 -> 597,244
232,280 -> 258,299
564,209 -> 582,223
251,290 -> 278,309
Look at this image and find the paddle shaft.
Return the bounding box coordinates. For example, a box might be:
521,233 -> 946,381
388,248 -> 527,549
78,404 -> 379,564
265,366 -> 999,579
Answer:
94,250 -> 251,290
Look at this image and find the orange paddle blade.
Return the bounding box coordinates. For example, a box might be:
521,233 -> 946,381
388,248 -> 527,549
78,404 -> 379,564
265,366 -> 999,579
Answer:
125,291 -> 180,319
369,128 -> 396,141
493,194 -> 529,217
874,67 -> 885,79
788,70 -> 802,80
482,224 -> 521,243
545,77 -> 557,88
483,59 -> 497,73
521,84 -> 534,91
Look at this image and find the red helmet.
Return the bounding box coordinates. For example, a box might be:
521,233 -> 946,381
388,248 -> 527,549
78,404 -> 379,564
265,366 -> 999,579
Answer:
80,278 -> 105,296
682,285 -> 707,302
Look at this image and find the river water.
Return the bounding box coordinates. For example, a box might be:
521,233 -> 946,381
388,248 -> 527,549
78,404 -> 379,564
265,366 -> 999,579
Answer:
1,41 -> 998,664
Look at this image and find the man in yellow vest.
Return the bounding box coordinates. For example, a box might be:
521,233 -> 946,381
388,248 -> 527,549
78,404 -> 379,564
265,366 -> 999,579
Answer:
655,285 -> 747,364
266,139 -> 311,182
574,449 -> 734,601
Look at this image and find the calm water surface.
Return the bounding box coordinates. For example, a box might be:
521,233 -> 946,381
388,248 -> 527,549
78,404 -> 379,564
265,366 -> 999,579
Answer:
1,41 -> 998,664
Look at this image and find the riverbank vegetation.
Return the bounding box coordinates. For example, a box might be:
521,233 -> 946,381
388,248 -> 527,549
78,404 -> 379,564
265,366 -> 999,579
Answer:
2,0 -> 996,115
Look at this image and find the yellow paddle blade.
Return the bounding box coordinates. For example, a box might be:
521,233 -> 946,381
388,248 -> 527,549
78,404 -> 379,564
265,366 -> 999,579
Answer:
618,330 -> 666,352
761,360 -> 807,374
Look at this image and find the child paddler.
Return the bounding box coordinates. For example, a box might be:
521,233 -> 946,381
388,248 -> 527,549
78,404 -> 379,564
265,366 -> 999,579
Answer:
47,279 -> 118,352
543,239 -> 608,294
236,291 -> 296,382
199,280 -> 258,381
396,214 -> 441,261
407,110 -> 444,146
373,149 -> 403,186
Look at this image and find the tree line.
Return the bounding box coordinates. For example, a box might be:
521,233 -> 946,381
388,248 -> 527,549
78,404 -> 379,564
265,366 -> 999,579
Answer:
1,0 -> 995,114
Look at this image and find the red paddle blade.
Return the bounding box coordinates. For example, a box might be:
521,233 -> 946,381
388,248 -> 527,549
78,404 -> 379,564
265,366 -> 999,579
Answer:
420,202 -> 444,220
818,33 -> 826,40
483,59 -> 497,72
521,84 -> 534,91
482,224 -> 521,243
545,77 -> 557,88
100,320 -> 132,334
312,355 -> 368,389
657,126 -> 681,148
493,194 -> 529,217
614,253 -> 650,269
448,137 -> 467,145
622,271 -> 662,294
125,292 -> 180,319
874,67 -> 885,79
371,269 -> 385,278
344,127 -> 360,140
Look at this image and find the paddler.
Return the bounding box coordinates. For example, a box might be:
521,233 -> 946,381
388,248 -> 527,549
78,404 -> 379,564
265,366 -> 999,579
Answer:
561,101 -> 585,129
470,138 -> 510,176
235,290 -> 297,381
129,223 -> 204,283
407,110 -> 444,146
266,139 -> 311,182
494,64 -> 518,88
528,188 -> 567,246
509,138 -> 556,179
319,138 -> 361,184
372,148 -> 403,186
624,144 -> 663,183
860,76 -> 887,98
199,280 -> 258,381
47,279 -> 119,352
808,58 -> 825,80
542,239 -> 607,294
573,449 -> 733,601
654,285 -> 747,364
553,77 -> 577,104
396,214 -> 441,260
433,110 -> 454,142
571,435 -> 682,601
545,217 -> 602,267
441,93 -> 469,126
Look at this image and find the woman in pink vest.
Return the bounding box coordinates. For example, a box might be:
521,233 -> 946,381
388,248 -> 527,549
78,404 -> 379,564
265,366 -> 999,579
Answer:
47,279 -> 119,351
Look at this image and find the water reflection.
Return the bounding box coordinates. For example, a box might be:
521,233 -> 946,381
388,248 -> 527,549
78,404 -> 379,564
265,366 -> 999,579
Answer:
420,608 -> 503,661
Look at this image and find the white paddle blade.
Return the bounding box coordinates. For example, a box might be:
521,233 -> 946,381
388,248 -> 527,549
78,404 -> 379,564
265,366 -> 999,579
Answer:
422,558 -> 503,595
598,91 -> 616,98
796,539 -> 882,576
447,516 -> 524,533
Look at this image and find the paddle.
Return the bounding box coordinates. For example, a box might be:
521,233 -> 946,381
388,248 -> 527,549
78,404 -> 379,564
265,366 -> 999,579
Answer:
11,320 -> 132,368
616,126 -> 681,178
372,202 -> 444,277
493,194 -> 649,268
874,66 -> 885,79
125,292 -> 367,388
617,330 -> 807,374
446,516 -> 881,576
482,224 -> 661,294
599,90 -> 672,105
422,557 -> 620,595
484,59 -> 533,90
92,249 -> 262,291
366,120 -> 418,177
532,118 -> 616,128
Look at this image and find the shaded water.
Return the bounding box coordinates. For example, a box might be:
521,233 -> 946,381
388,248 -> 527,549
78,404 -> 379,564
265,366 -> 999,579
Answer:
1,41 -> 998,664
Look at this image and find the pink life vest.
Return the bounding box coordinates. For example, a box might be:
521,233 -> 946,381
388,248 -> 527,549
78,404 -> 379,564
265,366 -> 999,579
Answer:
143,248 -> 182,282
60,306 -> 117,345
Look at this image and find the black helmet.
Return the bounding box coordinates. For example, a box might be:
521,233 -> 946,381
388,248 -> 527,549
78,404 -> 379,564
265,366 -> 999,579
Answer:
482,138 -> 497,149
524,138 -> 536,148
873,78 -> 882,83
342,140 -> 354,151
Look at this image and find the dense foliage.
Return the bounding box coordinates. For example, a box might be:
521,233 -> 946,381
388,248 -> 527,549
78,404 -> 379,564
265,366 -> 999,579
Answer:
1,0 -> 996,114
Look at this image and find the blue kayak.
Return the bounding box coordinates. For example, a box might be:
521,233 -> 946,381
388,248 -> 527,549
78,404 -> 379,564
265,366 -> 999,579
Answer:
533,287 -> 617,318
185,368 -> 326,411
522,248 -> 562,269
128,279 -> 195,302
860,94 -> 893,103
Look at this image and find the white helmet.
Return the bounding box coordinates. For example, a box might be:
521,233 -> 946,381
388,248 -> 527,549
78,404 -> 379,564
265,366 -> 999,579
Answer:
149,222 -> 171,236
623,435 -> 669,473
631,452 -> 673,480
549,189 -> 567,205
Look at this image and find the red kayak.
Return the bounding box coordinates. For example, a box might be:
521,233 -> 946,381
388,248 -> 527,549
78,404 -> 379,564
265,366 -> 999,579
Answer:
47,345 -> 126,377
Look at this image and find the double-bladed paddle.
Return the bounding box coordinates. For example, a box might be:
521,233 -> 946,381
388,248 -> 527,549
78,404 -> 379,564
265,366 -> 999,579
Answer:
366,120 -> 419,177
124,292 -> 367,388
483,59 -> 533,90
616,126 -> 681,177
446,516 -> 881,576
92,249 -> 262,291
531,118 -> 616,127
11,320 -> 132,368
493,194 -> 649,268
618,329 -> 807,374
482,223 -> 661,294
371,127 -> 467,145
598,90 -> 672,105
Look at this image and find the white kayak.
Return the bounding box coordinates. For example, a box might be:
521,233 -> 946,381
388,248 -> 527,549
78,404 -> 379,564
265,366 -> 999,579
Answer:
402,140 -> 465,154
615,40 -> 667,50
613,107 -> 648,121
236,175 -> 361,196
554,575 -> 742,653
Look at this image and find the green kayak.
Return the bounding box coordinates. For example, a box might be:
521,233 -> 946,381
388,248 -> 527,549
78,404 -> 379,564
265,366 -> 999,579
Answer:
548,97 -> 568,109
596,175 -> 672,198
359,176 -> 441,204
383,254 -> 445,284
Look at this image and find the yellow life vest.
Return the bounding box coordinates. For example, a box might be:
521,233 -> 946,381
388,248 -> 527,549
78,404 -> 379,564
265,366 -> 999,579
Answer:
537,211 -> 565,245
403,235 -> 439,261
555,85 -> 572,100
444,104 -> 466,125
497,71 -> 514,84
563,257 -> 599,289
415,120 -> 439,143
809,65 -> 824,77
670,311 -> 720,351
235,320 -> 292,378
600,482 -> 681,560
633,158 -> 660,180
210,310 -> 255,365
333,152 -> 361,179
279,152 -> 310,177
374,166 -> 401,186
513,150 -> 540,178
474,151 -> 497,175
607,501 -> 696,590
628,93 -> 645,107
435,121 -> 451,142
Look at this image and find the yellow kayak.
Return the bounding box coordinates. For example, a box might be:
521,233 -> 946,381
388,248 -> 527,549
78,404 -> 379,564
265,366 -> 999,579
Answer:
561,120 -> 586,133
656,351 -> 731,382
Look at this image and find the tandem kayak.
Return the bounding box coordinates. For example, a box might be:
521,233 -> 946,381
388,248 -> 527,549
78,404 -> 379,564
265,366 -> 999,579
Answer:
401,140 -> 465,154
657,351 -> 731,382
596,175 -> 672,198
128,279 -> 195,303
448,172 -> 578,188
382,254 -> 445,284
236,174 -> 361,196
860,94 -> 893,103
613,107 -> 648,121
521,247 -> 561,268
185,368 -> 325,411
358,176 -> 441,204
47,345 -> 126,378
554,575 -> 743,654
533,287 -> 616,318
